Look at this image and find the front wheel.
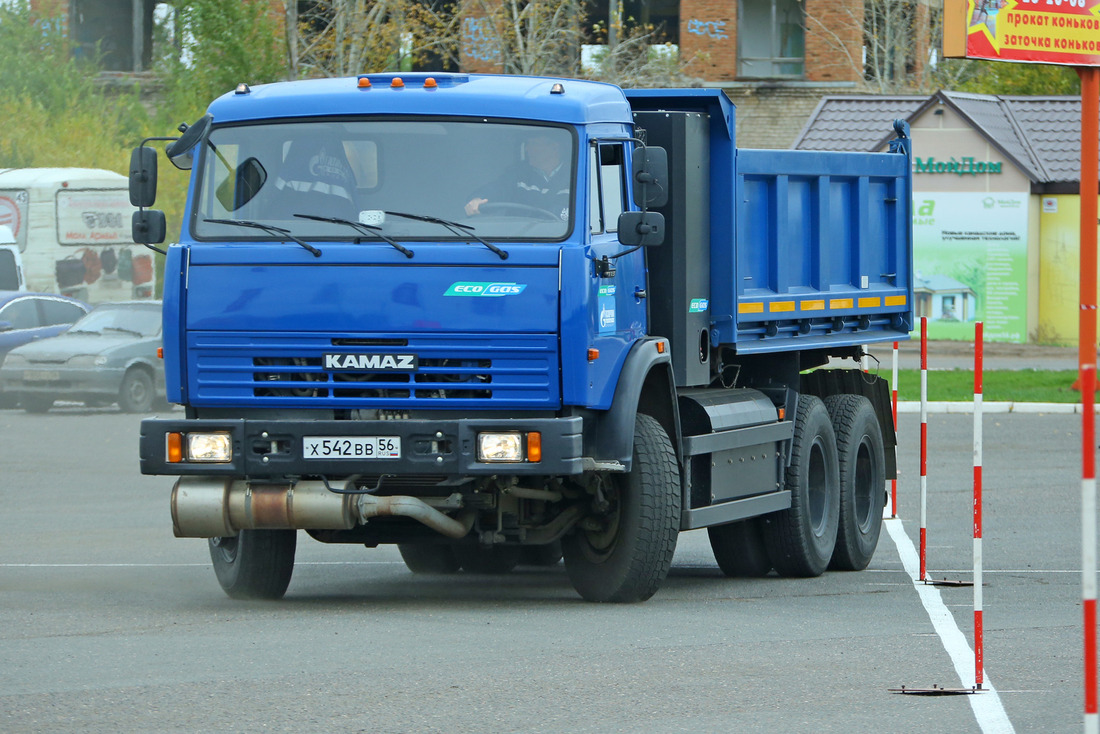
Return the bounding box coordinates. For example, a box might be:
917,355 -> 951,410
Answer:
562,413 -> 680,603
118,369 -> 154,413
209,529 -> 296,600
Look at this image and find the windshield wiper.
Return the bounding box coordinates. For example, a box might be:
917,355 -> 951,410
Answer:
203,218 -> 321,257
103,326 -> 144,337
293,214 -> 413,259
382,211 -> 508,260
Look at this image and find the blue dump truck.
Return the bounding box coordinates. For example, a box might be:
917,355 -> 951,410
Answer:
131,73 -> 913,603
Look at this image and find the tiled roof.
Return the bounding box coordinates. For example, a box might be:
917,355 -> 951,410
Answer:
792,91 -> 1091,184
791,96 -> 926,151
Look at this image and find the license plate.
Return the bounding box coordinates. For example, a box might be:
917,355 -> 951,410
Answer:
303,436 -> 401,459
23,370 -> 60,382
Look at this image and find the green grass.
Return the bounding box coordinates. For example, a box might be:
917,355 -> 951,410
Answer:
885,369 -> 1081,403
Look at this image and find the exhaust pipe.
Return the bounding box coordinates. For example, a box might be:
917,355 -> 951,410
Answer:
171,477 -> 471,539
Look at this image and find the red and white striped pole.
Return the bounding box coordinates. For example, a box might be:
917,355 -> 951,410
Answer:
891,341 -> 899,518
973,321 -> 984,689
1077,66 -> 1098,734
920,317 -> 928,582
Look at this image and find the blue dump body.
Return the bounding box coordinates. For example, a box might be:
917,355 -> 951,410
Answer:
136,73 -> 914,603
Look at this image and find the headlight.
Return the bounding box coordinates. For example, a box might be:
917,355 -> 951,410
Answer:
476,431 -> 541,463
94,355 -> 108,366
67,355 -> 99,367
478,432 -> 523,462
171,432 -> 234,463
3,354 -> 27,366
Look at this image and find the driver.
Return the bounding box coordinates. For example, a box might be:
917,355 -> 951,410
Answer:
464,132 -> 569,221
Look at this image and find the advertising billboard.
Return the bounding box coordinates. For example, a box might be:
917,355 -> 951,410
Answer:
944,0 -> 1100,67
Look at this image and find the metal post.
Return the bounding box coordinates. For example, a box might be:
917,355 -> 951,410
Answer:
920,317 -> 928,582
1077,65 -> 1099,734
892,340 -> 899,518
974,321 -> 984,689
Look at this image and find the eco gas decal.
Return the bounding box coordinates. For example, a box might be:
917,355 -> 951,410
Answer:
444,282 -> 528,296
689,298 -> 709,313
598,284 -> 616,334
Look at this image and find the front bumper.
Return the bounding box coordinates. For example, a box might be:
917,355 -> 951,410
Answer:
0,365 -> 124,400
139,416 -> 584,477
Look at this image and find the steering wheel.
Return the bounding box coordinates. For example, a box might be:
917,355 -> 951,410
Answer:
477,202 -> 561,221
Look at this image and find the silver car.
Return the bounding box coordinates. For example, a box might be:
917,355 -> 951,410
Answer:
0,301 -> 165,413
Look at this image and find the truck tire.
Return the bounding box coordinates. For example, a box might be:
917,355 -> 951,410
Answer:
398,543 -> 461,574
209,529 -> 296,600
562,413 -> 680,602
455,545 -> 521,574
762,395 -> 840,577
823,394 -> 886,571
708,519 -> 772,577
118,368 -> 154,413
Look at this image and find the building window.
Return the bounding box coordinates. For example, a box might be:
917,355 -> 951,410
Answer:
738,0 -> 805,78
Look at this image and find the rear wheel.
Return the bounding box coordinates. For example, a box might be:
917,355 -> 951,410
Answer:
762,395 -> 840,577
824,395 -> 886,571
398,543 -> 461,574
209,529 -> 296,600
455,545 -> 521,574
708,518 -> 772,577
562,413 -> 680,603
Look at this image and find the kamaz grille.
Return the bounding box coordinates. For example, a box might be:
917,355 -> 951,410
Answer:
187,332 -> 559,409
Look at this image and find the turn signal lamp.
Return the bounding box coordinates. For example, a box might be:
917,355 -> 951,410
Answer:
167,432 -> 183,463
391,77 -> 405,88
656,341 -> 666,354
587,348 -> 600,362
357,76 -> 372,89
424,77 -> 438,89
526,432 -> 542,463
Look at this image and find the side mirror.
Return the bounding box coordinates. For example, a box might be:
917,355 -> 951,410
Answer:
129,146 -> 158,208
216,157 -> 268,211
631,146 -> 668,209
166,113 -> 212,171
132,210 -> 167,245
617,211 -> 664,247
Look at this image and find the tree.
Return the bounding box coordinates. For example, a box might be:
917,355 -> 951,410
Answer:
294,0 -> 458,78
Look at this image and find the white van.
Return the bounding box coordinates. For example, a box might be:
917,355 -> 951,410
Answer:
0,224 -> 25,291
0,168 -> 156,302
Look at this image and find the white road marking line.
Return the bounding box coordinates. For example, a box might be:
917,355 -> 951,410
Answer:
885,517 -> 1015,733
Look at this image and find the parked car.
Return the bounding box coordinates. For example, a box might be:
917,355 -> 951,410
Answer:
0,301 -> 165,413
0,291 -> 90,362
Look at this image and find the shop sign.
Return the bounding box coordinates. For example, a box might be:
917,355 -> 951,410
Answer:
914,156 -> 1003,175
944,0 -> 1100,68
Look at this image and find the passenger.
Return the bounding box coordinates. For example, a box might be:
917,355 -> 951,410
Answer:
273,139 -> 358,219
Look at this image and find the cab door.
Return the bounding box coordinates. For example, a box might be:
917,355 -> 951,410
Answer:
583,141 -> 648,406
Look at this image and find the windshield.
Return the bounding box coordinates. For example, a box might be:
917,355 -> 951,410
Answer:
71,305 -> 162,337
193,120 -> 576,242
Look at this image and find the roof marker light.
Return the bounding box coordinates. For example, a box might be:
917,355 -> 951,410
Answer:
357,76 -> 372,89
391,77 -> 405,88
550,83 -> 565,95
234,83 -> 251,95
424,77 -> 438,89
